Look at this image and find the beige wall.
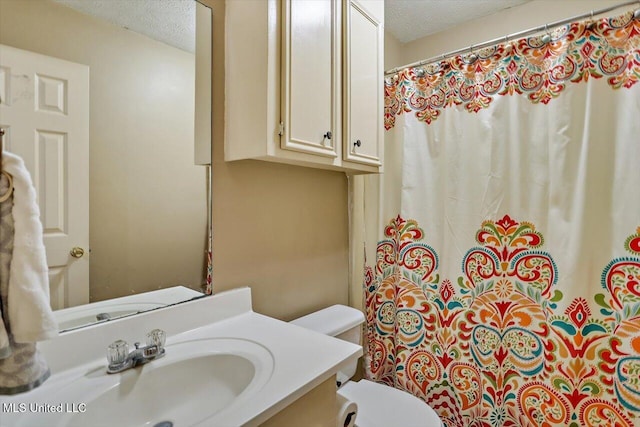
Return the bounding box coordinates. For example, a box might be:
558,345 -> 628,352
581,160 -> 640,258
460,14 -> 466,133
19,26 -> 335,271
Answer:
384,31 -> 403,71
202,0 -> 349,321
394,0 -> 624,69
0,0 -> 207,302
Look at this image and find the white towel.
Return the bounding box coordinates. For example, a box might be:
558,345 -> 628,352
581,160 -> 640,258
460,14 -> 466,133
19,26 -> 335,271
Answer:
1,151 -> 58,343
0,166 -> 52,395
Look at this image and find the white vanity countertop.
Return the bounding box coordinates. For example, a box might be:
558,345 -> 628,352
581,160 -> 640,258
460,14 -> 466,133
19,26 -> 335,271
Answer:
180,310 -> 361,426
1,287 -> 361,427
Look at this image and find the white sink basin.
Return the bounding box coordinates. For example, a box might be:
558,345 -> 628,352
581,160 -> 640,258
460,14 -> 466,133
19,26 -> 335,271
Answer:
77,353 -> 253,426
14,338 -> 274,427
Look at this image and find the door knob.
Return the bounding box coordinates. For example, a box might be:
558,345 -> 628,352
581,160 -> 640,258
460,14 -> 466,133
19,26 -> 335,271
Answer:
70,247 -> 85,258
354,139 -> 362,147
323,131 -> 332,140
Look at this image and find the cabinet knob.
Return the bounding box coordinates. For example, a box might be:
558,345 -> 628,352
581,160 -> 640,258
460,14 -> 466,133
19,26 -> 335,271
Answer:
323,131 -> 332,140
354,140 -> 362,147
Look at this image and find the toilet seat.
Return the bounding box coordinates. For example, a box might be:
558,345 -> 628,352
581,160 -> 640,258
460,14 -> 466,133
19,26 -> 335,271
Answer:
337,380 -> 443,427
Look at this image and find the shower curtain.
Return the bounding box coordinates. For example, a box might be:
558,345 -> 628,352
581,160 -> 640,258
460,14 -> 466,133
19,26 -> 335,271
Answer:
364,11 -> 640,427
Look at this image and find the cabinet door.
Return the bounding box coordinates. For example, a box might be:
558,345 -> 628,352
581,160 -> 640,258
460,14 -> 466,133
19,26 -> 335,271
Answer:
343,0 -> 382,166
281,0 -> 339,158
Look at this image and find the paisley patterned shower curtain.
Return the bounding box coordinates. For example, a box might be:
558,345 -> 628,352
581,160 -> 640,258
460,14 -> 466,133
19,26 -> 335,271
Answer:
364,11 -> 640,427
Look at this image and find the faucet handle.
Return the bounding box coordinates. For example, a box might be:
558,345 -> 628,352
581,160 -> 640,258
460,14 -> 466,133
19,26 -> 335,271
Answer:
107,340 -> 129,366
146,329 -> 166,350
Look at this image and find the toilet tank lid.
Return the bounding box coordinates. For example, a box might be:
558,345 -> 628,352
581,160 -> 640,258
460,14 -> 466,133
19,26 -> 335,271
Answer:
290,305 -> 365,337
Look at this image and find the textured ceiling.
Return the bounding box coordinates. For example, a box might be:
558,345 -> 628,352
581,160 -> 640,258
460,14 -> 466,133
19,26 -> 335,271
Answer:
385,0 -> 532,43
52,0 -> 195,53
52,0 -> 532,52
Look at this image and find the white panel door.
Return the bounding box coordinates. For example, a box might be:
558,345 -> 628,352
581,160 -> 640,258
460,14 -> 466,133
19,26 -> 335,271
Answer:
0,44 -> 89,310
281,0 -> 340,157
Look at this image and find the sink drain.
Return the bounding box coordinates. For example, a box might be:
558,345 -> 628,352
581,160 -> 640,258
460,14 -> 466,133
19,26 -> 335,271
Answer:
154,422 -> 173,427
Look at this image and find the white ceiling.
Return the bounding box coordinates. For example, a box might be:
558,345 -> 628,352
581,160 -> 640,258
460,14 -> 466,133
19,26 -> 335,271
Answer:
385,0 -> 532,43
52,0 -> 195,52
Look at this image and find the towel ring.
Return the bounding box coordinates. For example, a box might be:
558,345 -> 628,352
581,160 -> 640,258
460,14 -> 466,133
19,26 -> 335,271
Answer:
0,170 -> 13,203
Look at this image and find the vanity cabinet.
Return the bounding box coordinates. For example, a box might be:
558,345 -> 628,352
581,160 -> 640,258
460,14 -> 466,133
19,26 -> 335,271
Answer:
260,376 -> 338,427
225,0 -> 383,174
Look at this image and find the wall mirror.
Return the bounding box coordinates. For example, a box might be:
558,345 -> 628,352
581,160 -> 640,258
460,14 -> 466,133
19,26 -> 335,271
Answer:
0,0 -> 213,332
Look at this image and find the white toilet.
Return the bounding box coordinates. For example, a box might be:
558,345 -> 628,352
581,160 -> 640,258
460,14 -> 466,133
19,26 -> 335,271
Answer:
291,305 -> 444,427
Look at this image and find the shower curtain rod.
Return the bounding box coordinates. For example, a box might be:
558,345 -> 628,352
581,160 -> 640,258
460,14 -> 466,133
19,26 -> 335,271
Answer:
384,0 -> 640,76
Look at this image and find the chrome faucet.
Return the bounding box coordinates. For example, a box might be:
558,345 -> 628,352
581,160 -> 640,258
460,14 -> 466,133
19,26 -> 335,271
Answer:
106,329 -> 166,374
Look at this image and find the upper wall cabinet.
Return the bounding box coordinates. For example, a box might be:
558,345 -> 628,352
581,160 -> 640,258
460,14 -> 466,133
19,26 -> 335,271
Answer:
282,0 -> 340,159
225,0 -> 383,174
343,0 -> 383,167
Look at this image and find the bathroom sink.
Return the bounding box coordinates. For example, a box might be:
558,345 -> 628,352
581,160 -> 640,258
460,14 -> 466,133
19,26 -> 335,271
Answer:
15,338 -> 274,427
2,289 -> 363,427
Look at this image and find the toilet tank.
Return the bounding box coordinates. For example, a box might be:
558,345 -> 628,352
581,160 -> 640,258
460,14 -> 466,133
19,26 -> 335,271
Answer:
290,305 -> 365,382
